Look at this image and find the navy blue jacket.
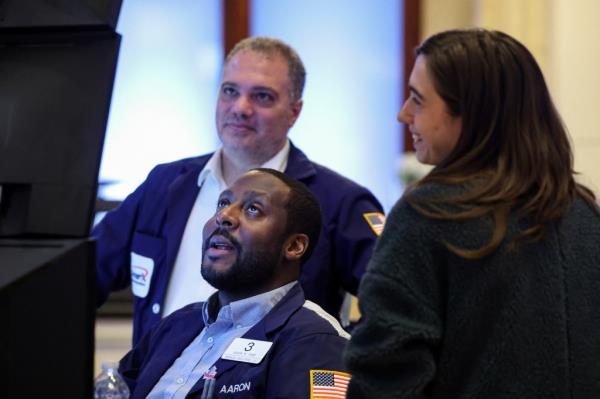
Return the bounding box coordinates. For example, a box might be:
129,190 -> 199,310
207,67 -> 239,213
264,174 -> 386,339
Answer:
93,142 -> 383,344
119,283 -> 350,399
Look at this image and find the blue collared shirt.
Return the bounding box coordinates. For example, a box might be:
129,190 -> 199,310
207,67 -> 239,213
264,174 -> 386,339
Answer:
147,281 -> 296,399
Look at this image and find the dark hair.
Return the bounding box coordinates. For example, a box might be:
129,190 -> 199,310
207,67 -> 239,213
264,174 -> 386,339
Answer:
406,28 -> 597,259
250,168 -> 322,263
225,37 -> 306,103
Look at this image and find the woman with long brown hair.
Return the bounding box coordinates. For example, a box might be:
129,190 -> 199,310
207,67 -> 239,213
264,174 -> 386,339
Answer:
344,28 -> 600,398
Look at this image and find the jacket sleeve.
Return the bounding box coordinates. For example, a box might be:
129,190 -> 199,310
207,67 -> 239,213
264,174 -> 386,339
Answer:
344,200 -> 445,398
92,179 -> 148,306
265,333 -> 349,399
334,189 -> 385,295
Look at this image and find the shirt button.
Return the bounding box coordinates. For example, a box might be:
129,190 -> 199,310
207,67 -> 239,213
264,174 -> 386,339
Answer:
152,303 -> 160,314
176,377 -> 184,384
207,336 -> 214,343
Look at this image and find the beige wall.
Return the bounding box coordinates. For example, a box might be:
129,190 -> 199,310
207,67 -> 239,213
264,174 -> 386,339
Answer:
421,0 -> 600,193
550,0 -> 600,192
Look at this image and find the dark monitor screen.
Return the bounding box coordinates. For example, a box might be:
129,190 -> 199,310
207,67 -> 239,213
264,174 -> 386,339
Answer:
0,0 -> 122,30
0,238 -> 95,398
0,30 -> 121,237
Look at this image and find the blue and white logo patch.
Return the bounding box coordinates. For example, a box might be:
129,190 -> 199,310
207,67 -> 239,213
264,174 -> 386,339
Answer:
130,252 -> 154,298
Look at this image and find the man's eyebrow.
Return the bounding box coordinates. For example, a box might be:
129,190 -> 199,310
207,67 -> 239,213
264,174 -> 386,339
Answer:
218,189 -> 270,203
408,84 -> 424,101
219,189 -> 233,199
240,190 -> 269,202
220,81 -> 277,94
251,85 -> 276,93
220,81 -> 238,88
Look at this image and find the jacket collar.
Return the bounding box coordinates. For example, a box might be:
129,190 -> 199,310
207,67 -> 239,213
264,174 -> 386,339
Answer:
163,155 -> 212,273
284,141 -> 317,181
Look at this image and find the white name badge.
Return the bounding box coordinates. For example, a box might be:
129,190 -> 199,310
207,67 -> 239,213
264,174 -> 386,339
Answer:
221,338 -> 273,364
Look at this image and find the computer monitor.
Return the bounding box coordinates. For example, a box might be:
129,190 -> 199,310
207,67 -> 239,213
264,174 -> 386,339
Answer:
0,3 -> 122,397
0,29 -> 121,237
0,0 -> 122,30
0,238 -> 96,398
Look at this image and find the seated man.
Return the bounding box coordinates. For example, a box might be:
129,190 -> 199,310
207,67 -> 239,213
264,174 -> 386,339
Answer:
119,168 -> 350,399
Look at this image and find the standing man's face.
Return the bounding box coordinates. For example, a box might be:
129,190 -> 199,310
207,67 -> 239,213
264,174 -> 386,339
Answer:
215,50 -> 302,164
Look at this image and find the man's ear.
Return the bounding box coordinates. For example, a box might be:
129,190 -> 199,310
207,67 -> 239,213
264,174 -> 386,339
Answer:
283,233 -> 308,262
287,99 -> 303,129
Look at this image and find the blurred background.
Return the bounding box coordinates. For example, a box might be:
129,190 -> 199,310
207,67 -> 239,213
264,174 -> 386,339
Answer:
95,0 -> 600,373
97,0 -> 403,216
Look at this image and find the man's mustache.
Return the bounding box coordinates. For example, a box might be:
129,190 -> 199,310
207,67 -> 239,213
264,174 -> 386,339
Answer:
203,228 -> 242,253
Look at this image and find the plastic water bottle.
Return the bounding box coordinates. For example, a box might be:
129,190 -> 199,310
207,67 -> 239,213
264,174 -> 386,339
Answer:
94,361 -> 131,399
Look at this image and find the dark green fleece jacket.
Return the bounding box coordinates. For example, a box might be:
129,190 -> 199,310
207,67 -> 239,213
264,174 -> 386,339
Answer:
345,184 -> 600,398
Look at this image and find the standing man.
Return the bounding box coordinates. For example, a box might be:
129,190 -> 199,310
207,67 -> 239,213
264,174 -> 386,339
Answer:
94,37 -> 384,344
119,168 -> 350,398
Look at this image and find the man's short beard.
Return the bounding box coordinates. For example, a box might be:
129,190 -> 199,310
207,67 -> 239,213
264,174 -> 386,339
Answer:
201,241 -> 284,295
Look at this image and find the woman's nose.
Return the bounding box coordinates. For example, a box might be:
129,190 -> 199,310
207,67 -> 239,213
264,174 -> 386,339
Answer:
397,99 -> 413,124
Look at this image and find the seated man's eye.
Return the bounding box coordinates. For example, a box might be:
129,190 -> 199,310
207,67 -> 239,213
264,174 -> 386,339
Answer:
247,205 -> 260,214
217,199 -> 229,209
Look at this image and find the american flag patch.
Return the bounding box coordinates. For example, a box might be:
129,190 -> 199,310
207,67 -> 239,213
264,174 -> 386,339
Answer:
363,212 -> 386,236
310,369 -> 351,399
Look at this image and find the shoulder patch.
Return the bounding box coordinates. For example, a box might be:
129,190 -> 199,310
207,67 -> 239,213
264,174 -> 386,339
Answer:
363,212 -> 385,236
302,301 -> 350,339
310,369 -> 351,399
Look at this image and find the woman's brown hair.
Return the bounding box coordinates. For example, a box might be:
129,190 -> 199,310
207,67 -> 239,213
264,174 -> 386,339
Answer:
405,29 -> 597,259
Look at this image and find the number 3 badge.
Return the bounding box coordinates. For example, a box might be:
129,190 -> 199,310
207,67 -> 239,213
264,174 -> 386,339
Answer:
222,338 -> 273,364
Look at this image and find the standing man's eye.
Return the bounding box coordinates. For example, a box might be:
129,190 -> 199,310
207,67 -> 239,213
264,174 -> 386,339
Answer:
221,86 -> 238,98
253,92 -> 275,105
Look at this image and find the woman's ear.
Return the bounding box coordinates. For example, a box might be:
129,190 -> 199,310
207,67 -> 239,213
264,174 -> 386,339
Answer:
283,233 -> 309,262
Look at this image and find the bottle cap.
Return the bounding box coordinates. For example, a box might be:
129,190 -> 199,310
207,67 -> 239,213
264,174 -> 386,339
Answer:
101,360 -> 119,371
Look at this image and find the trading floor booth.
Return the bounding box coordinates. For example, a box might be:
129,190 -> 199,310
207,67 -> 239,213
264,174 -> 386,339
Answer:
0,1 -> 122,397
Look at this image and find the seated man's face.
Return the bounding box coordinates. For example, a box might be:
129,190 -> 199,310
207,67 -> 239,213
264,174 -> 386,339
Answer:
201,171 -> 290,298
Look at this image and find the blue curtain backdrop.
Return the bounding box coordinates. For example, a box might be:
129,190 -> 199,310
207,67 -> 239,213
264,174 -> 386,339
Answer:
252,0 -> 403,210
98,0 -> 222,201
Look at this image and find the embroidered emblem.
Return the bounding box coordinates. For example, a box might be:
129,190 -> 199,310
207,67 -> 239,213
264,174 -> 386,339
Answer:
363,212 -> 386,236
130,252 -> 154,298
310,369 -> 350,399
